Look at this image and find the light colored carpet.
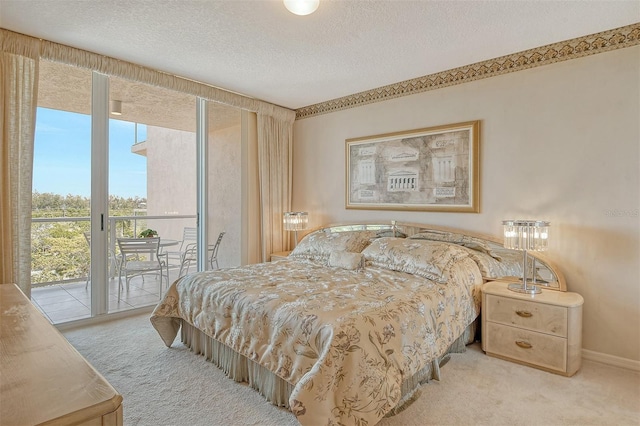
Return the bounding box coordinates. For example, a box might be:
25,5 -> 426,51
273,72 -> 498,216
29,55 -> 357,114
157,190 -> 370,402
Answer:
62,313 -> 640,426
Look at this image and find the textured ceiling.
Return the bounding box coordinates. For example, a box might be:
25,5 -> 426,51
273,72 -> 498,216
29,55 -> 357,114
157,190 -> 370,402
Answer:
37,60 -> 240,133
2,0 -> 639,111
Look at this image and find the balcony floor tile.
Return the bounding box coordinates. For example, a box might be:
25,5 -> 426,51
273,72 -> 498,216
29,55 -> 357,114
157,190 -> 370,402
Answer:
47,305 -> 91,322
34,293 -> 79,305
31,269 -> 180,324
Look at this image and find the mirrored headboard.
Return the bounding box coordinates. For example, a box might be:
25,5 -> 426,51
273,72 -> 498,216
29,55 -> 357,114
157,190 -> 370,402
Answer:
310,221 -> 566,291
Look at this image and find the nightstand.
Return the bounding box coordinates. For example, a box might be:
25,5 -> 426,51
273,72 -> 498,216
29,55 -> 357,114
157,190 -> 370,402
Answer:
481,281 -> 584,376
270,251 -> 291,261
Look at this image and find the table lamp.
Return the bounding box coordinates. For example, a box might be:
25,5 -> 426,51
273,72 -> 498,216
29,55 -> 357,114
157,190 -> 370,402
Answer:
502,219 -> 550,294
283,211 -> 308,247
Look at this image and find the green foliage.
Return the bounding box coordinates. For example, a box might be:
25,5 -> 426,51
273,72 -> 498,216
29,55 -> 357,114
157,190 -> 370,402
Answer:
138,228 -> 158,238
31,221 -> 89,283
31,192 -> 147,284
32,191 -> 147,218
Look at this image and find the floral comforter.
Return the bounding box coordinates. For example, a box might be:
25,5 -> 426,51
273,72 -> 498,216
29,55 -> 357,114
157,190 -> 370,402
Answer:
151,240 -> 482,426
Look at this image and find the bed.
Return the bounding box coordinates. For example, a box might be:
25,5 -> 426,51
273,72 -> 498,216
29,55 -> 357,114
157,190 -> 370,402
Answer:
150,222 -> 565,426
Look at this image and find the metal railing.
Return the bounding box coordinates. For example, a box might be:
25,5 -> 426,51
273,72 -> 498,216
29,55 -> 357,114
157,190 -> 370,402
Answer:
31,214 -> 196,288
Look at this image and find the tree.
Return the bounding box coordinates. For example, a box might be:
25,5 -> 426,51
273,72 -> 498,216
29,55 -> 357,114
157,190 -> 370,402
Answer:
31,192 -> 147,284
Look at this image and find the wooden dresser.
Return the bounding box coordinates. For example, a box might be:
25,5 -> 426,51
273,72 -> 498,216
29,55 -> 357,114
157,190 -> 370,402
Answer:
0,284 -> 123,425
482,281 -> 583,376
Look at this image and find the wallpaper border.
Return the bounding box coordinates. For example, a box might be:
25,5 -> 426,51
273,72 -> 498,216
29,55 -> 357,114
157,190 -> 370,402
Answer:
295,23 -> 640,120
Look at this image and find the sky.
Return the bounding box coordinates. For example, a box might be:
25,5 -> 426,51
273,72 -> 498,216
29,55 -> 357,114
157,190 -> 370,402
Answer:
33,107 -> 148,198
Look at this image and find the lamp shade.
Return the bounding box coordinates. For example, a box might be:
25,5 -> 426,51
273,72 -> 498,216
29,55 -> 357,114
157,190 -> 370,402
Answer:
283,212 -> 309,231
503,219 -> 550,294
502,220 -> 550,252
283,0 -> 319,15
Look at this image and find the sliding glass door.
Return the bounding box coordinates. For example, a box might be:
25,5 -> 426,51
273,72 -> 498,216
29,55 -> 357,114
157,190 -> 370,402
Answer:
107,75 -> 196,312
31,61 -> 94,323
32,61 -> 248,324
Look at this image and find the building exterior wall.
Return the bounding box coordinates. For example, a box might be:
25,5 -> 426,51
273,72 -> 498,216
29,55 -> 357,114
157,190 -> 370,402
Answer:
145,127 -> 197,241
144,122 -> 241,270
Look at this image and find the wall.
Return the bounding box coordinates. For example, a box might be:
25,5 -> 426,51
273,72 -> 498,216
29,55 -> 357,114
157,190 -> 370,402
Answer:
291,46 -> 640,363
146,127 -> 197,240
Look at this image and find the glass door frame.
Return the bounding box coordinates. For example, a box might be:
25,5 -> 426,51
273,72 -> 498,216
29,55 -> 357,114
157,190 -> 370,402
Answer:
196,98 -> 209,271
89,72 -> 110,316
87,86 -> 217,317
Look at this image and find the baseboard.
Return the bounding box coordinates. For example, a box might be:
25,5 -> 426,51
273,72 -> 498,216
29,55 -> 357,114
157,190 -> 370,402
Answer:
582,349 -> 640,372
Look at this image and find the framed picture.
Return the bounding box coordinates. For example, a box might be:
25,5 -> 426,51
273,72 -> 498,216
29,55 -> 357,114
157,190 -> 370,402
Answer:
345,120 -> 480,212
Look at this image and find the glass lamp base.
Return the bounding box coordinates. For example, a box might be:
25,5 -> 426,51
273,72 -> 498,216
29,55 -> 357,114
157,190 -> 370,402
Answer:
508,282 -> 542,294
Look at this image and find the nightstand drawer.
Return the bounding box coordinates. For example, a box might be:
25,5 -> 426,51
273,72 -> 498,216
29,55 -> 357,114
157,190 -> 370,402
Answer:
485,294 -> 567,337
484,322 -> 567,372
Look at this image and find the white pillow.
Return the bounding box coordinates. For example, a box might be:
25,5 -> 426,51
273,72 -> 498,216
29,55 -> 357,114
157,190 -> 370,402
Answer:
328,251 -> 364,270
289,230 -> 376,263
362,237 -> 470,283
409,231 -> 502,260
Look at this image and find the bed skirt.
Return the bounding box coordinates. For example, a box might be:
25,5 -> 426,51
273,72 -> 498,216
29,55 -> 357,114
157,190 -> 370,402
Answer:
179,318 -> 477,417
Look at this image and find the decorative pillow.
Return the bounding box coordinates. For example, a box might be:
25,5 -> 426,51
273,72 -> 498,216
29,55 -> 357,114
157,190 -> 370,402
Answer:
456,246 -> 515,279
481,248 -> 525,277
289,230 -> 377,263
362,237 -> 470,283
409,230 -> 502,260
328,251 -> 364,270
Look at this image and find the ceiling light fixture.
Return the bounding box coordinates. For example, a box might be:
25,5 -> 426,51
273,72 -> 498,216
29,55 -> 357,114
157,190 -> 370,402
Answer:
283,0 -> 319,16
110,100 -> 122,116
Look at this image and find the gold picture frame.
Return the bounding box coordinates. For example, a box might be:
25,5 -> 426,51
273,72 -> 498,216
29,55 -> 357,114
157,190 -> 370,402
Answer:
345,120 -> 480,212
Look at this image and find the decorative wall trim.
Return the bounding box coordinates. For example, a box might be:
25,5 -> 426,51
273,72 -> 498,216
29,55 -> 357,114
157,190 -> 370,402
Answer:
582,349 -> 640,372
296,23 -> 640,120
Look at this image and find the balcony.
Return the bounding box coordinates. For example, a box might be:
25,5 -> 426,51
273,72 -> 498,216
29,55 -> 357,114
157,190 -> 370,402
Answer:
31,214 -> 196,324
31,273 -> 177,323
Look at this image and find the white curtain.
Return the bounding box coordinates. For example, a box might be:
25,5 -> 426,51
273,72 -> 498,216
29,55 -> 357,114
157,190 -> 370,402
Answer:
0,32 -> 40,297
257,113 -> 294,261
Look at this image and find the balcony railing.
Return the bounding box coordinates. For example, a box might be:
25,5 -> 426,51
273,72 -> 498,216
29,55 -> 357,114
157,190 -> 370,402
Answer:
31,214 -> 196,288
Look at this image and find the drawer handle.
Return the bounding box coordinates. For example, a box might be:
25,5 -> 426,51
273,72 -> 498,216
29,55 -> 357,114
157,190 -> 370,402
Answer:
515,340 -> 532,349
515,310 -> 533,318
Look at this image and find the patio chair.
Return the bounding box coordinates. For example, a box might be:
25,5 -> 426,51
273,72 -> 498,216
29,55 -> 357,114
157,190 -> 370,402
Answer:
209,231 -> 225,269
164,227 -> 197,272
178,242 -> 197,277
177,231 -> 225,276
117,237 -> 168,300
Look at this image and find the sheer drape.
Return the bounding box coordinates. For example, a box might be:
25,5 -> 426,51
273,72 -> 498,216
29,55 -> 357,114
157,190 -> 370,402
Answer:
257,113 -> 294,261
243,112 -> 263,265
0,33 -> 39,296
